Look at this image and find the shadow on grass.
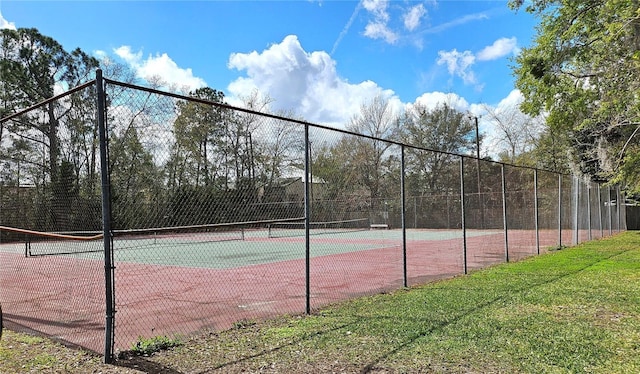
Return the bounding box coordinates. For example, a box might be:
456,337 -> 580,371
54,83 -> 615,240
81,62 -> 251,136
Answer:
114,355 -> 184,374
358,248 -> 630,373
113,246 -> 631,373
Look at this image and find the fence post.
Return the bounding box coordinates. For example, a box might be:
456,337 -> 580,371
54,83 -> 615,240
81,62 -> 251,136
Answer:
460,157 -> 467,274
558,174 -> 563,247
587,183 -> 592,241
534,169 -> 540,255
96,69 -> 115,363
501,164 -> 509,263
573,177 -> 580,245
608,185 -> 613,236
413,197 -> 417,229
598,184 -> 603,238
304,124 -> 311,315
617,186 -> 622,232
401,146 -> 407,288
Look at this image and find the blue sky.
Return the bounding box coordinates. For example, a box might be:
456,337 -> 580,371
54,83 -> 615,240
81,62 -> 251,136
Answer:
0,0 -> 539,153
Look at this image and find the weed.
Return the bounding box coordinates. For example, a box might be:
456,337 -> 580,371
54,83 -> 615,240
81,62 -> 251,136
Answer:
130,335 -> 182,356
233,319 -> 257,329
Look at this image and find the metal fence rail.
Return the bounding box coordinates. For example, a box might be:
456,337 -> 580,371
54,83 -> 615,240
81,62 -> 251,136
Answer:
0,70 -> 626,362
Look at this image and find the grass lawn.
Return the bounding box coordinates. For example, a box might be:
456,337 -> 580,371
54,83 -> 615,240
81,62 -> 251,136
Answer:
1,231 -> 639,373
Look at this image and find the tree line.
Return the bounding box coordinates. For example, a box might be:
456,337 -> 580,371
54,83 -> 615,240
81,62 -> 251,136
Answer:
0,21 -> 630,234
510,0 -> 640,195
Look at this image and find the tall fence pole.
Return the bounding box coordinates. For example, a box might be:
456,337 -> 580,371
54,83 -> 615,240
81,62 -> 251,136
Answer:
598,184 -> 603,238
573,177 -> 579,245
558,174 -> 563,247
304,124 -> 311,315
608,185 -> 613,236
460,157 -> 468,274
501,164 -> 509,263
96,69 -> 115,363
534,169 -> 540,255
617,186 -> 622,232
587,183 -> 592,241
401,146 -> 407,288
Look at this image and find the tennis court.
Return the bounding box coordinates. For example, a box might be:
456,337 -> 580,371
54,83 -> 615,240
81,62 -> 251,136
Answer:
10,224 -> 499,268
0,223 -> 506,352
0,75 -> 625,361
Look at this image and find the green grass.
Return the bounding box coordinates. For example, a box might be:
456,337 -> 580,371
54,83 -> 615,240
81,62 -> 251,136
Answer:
149,231 -> 640,373
2,231 -> 640,373
0,332 -> 105,373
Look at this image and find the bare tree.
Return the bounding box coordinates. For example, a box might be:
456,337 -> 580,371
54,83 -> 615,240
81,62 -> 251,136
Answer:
345,95 -> 400,200
482,103 -> 544,164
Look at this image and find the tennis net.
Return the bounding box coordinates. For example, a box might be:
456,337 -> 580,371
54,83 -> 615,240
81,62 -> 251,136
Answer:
0,225 -> 104,257
111,222 -> 248,252
11,219 -> 301,257
267,218 -> 371,239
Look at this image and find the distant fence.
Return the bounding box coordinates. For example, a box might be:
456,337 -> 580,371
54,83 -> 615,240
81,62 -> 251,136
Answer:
0,70 -> 626,362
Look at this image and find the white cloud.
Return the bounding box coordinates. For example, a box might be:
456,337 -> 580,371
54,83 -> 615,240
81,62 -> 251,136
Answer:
0,12 -> 16,30
94,50 -> 108,60
227,35 -> 400,128
348,1 -> 488,48
114,46 -> 141,64
363,22 -> 399,44
362,0 -> 390,22
495,89 -> 524,110
476,37 -> 518,61
361,0 -> 399,44
403,4 -> 426,32
113,46 -> 206,92
225,34 -> 528,143
411,92 -> 470,113
436,37 -> 518,89
436,49 -> 477,85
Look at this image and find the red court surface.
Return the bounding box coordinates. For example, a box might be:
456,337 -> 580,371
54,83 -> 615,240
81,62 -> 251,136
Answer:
0,229 -> 562,353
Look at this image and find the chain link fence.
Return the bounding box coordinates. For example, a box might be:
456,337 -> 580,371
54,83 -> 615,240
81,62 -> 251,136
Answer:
0,71 -> 626,361
0,82 -> 106,351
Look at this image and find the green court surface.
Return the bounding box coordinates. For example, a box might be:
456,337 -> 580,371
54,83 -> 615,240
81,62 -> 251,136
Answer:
1,229 -> 501,269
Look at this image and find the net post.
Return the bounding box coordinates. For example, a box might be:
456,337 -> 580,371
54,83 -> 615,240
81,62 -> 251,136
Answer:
97,69 -> 115,363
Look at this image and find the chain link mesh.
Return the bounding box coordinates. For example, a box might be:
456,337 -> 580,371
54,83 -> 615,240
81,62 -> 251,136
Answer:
504,165 -> 537,261
0,84 -> 105,351
537,170 -> 561,248
0,76 -> 628,357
